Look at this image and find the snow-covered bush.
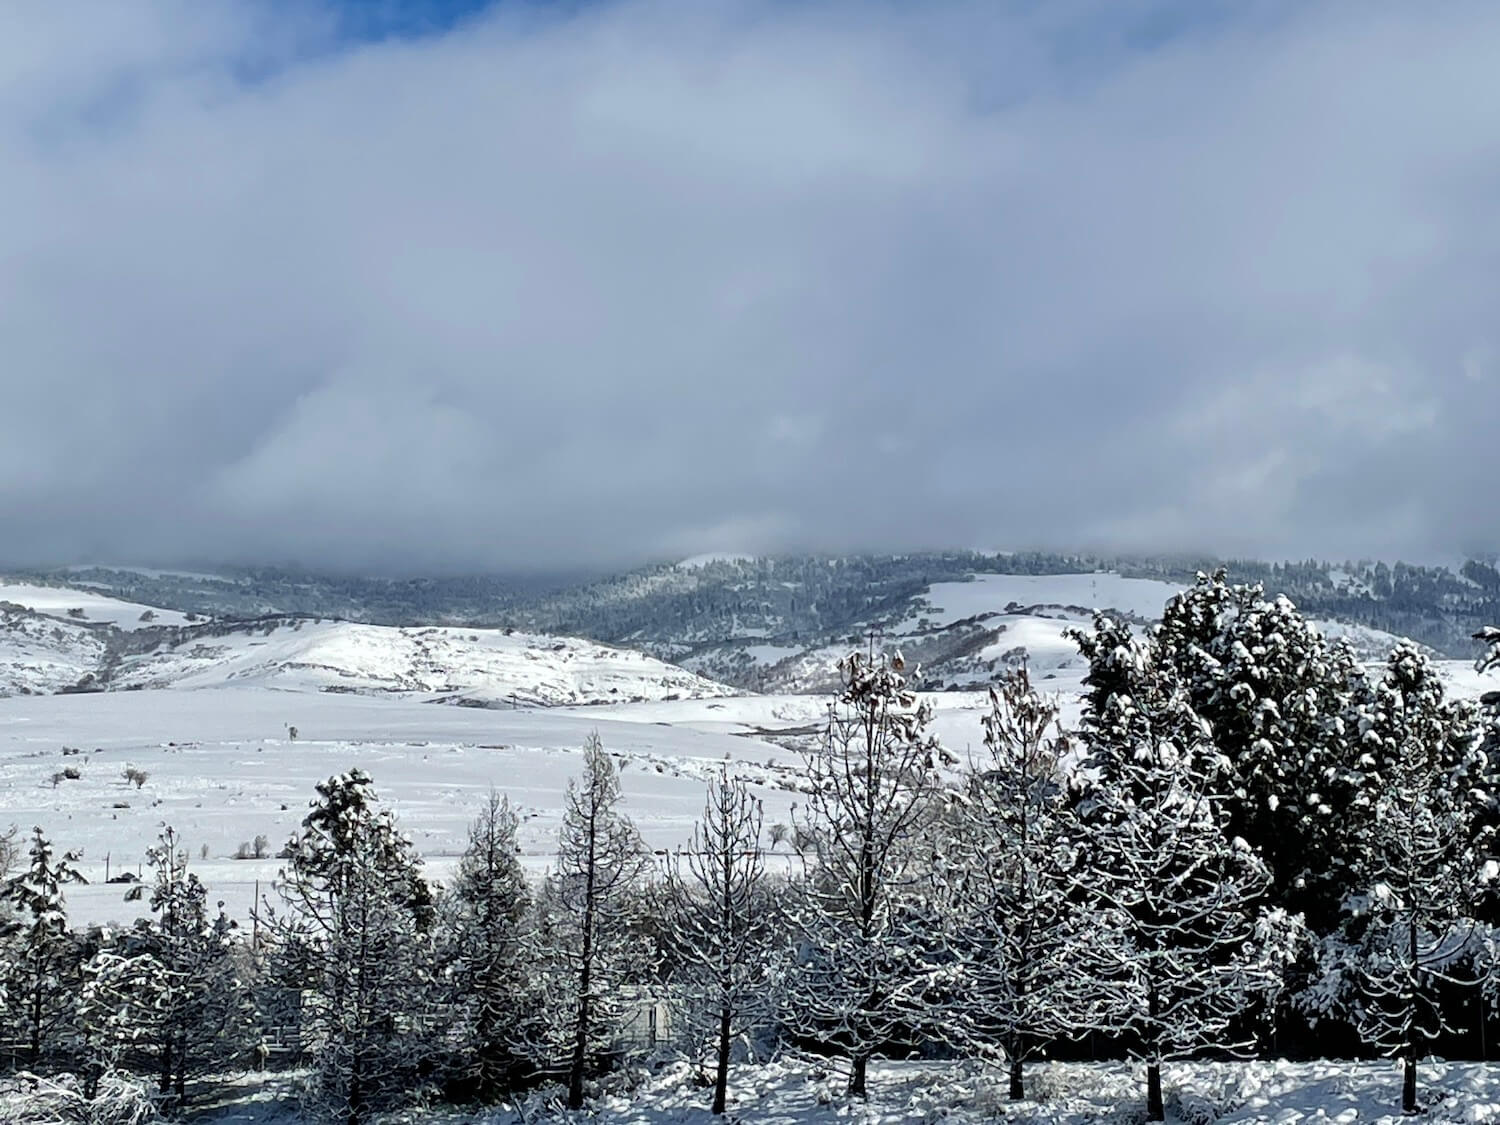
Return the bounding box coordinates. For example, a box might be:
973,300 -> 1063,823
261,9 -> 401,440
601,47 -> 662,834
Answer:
0,1070 -> 158,1125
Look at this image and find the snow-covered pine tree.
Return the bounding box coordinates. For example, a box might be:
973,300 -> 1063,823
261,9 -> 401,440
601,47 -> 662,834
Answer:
1155,571 -> 1371,930
439,792 -> 533,1103
1472,624 -> 1500,873
75,947 -> 165,1098
664,767 -> 770,1115
1311,644 -> 1492,1115
268,770 -> 436,1125
118,825 -> 253,1103
782,650 -> 951,1098
0,827 -> 85,1069
936,665 -> 1096,1101
519,734 -> 651,1111
1071,619 -> 1293,1123
1476,625 -> 1500,679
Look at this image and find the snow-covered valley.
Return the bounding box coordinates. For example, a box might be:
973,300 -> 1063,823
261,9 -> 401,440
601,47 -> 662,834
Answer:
1,570 -> 1498,1124
0,571 -> 1487,933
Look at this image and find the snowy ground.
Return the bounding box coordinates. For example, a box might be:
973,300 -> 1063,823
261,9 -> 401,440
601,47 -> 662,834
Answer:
0,687 -> 802,929
171,1057 -> 1500,1124
7,662 -> 1491,930
0,570 -> 1489,932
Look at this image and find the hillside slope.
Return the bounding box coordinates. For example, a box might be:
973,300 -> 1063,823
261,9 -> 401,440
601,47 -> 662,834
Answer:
113,618 -> 736,706
0,583 -> 734,706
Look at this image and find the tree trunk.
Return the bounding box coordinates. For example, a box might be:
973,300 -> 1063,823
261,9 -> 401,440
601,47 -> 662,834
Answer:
568,801 -> 600,1112
1147,1063 -> 1164,1122
567,984 -> 590,1110
28,975 -> 41,1067
347,1062 -> 363,1125
1403,920 -> 1419,1114
1146,966 -> 1163,1121
160,1037 -> 174,1095
712,1005 -> 732,1115
1008,1055 -> 1024,1101
848,1051 -> 869,1098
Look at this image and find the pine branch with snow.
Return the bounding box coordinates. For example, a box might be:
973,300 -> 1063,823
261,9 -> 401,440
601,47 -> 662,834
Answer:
1154,572 -> 1375,932
0,827 -> 86,1070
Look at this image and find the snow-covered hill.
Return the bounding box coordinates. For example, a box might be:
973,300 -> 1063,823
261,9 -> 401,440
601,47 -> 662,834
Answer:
0,581 -> 196,629
113,618 -> 736,706
0,580 -> 735,706
0,603 -> 108,696
680,569 -> 1425,692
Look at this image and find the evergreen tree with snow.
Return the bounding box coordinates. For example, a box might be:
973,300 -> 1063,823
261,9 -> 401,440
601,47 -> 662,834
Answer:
1154,570 -> 1371,929
782,650 -> 951,1098
439,792 -> 533,1103
936,666 -> 1097,1101
119,825 -> 254,1103
267,771 -> 436,1125
0,827 -> 85,1069
76,947 -> 165,1097
518,734 -> 651,1111
1476,625 -> 1500,680
1071,619 -> 1294,1122
1308,644 -> 1493,1115
664,768 -> 770,1115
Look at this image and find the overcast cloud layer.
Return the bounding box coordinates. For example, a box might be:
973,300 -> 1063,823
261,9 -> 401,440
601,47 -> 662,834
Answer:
3,0 -> 1497,572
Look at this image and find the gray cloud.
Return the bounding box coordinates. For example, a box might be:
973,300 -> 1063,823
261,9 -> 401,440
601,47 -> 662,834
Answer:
2,0 -> 1498,572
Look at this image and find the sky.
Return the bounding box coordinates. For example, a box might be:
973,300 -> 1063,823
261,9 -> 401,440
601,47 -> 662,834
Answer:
3,0 -> 1498,574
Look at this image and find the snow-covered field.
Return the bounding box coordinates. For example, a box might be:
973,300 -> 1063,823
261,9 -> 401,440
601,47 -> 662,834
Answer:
177,1057 -> 1500,1123
0,570 -> 1484,934
572,1058 -> 1500,1125
0,687 -> 801,928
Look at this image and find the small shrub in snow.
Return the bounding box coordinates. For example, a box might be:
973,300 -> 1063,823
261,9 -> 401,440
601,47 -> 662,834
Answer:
0,1070 -> 158,1125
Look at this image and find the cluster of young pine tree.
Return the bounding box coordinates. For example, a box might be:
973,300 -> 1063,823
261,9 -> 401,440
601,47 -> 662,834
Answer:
2,570 -> 1498,1123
